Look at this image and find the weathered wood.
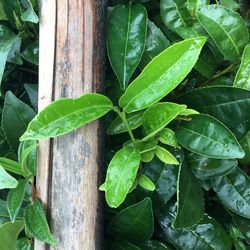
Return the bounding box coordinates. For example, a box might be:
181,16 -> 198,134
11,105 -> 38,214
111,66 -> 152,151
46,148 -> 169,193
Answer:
36,1 -> 107,249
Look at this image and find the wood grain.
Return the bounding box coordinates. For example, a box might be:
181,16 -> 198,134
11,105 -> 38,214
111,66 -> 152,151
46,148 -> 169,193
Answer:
35,1 -> 107,249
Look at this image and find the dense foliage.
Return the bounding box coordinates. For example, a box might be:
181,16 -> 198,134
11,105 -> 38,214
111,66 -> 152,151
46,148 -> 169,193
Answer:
1,0 -> 250,249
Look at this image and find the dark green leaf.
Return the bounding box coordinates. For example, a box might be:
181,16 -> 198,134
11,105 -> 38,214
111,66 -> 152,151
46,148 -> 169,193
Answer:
0,157 -> 23,176
7,179 -> 29,222
213,167 -> 250,219
139,20 -> 170,69
7,38 -> 23,65
197,5 -> 249,61
20,93 -> 112,141
175,86 -> 250,139
24,84 -> 38,110
119,37 -> 206,113
0,221 -> 24,250
140,240 -> 173,250
24,199 -> 56,246
0,166 -> 18,189
21,0 -> 39,23
103,145 -> 141,208
176,114 -> 244,159
111,240 -> 140,250
0,26 -> 19,85
142,102 -> 186,140
2,91 -> 36,151
157,202 -> 232,250
0,128 -> 12,157
173,160 -> 204,228
188,153 -> 237,179
107,198 -> 154,244
239,130 -> 250,164
234,44 -> 250,90
107,3 -> 147,89
21,41 -> 39,65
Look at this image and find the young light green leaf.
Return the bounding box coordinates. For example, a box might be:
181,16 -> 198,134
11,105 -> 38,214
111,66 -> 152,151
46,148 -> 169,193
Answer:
197,5 -> 249,61
119,37 -> 206,113
175,86 -> 250,139
158,128 -> 179,148
176,114 -> 245,159
213,167 -> 250,219
155,146 -> 179,165
107,3 -> 147,89
142,102 -> 186,140
180,108 -> 199,116
0,166 -> 18,189
173,160 -> 204,228
107,112 -> 143,135
141,150 -> 155,163
24,199 -> 56,246
0,25 -> 19,85
104,145 -> 141,208
234,44 -> 250,90
138,174 -> 155,191
21,0 -> 39,23
139,19 -> 170,69
0,221 -> 24,250
2,91 -> 36,151
20,93 -> 113,141
7,179 -> 29,222
187,153 -> 237,179
107,198 -> 154,244
0,157 -> 23,176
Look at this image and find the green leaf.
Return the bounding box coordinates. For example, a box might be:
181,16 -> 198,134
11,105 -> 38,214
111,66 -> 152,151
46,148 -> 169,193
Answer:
142,102 -> 186,140
187,153 -> 237,179
107,3 -> 147,89
0,166 -> 18,189
155,146 -> 179,165
212,167 -> 250,219
7,179 -> 29,222
20,93 -> 113,141
197,5 -> 249,61
0,128 -> 13,157
24,84 -> 38,110
107,198 -> 154,244
21,41 -> 39,65
0,221 -> 24,250
220,0 -> 240,11
2,91 -> 36,151
141,150 -> 155,162
176,114 -> 245,159
111,240 -> 140,250
119,37 -> 206,113
175,86 -> 250,139
0,157 -> 23,176
234,44 -> 250,90
24,199 -> 56,246
173,160 -> 204,228
21,0 -> 39,23
0,26 -> 19,85
239,130 -> 250,164
139,20 -> 170,69
104,145 -> 141,208
157,202 -> 232,250
16,237 -> 33,250
140,240 -> 173,250
158,128 -> 179,148
138,174 -> 155,191
7,37 -> 23,65
186,0 -> 209,17
107,112 -> 143,135
232,213 -> 250,245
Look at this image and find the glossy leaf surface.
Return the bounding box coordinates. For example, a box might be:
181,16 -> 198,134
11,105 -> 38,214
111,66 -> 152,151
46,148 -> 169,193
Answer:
234,44 -> 250,90
176,114 -> 244,159
155,146 -> 179,165
0,158 -> 23,176
2,91 -> 36,151
175,86 -> 250,139
24,199 -> 56,246
173,160 -> 204,228
21,93 -> 112,141
138,174 -> 155,191
0,221 -> 24,250
0,166 -> 18,189
157,202 -> 232,250
107,198 -> 154,244
21,0 -> 39,23
107,4 -> 147,89
7,179 -> 28,222
21,40 -> 39,65
188,153 -> 237,179
213,167 -> 250,219
239,130 -> 250,164
197,5 -> 249,61
119,37 -> 206,112
142,102 -> 186,140
158,128 -> 179,148
104,145 -> 141,208
140,240 -> 172,250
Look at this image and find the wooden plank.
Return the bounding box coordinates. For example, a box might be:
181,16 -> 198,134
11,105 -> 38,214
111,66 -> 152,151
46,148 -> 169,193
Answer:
35,1 -> 107,249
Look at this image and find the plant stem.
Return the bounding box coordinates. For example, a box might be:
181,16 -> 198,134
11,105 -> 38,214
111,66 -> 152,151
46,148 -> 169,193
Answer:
113,107 -> 136,145
212,63 -> 237,79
